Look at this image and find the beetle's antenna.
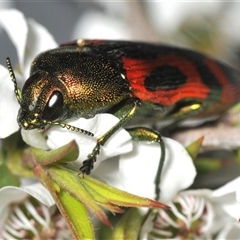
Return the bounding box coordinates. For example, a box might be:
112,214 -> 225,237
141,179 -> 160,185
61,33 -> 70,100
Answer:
58,122 -> 94,136
6,57 -> 22,104
44,120 -> 94,137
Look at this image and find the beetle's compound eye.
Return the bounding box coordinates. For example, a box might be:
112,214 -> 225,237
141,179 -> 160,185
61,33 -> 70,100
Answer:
42,91 -> 64,121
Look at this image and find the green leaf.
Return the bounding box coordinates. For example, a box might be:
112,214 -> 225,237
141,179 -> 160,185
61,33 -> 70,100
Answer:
57,186 -> 94,239
32,140 -> 79,165
34,163 -> 168,233
82,175 -> 169,209
34,165 -> 95,240
195,157 -> 228,174
6,150 -> 34,178
46,165 -> 112,226
112,208 -> 144,240
0,163 -> 20,188
32,143 -> 169,239
186,136 -> 204,160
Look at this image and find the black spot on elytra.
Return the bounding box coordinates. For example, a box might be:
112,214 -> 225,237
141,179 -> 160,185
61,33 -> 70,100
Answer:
144,65 -> 187,91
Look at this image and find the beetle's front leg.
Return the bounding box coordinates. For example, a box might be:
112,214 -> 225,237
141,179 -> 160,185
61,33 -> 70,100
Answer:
79,98 -> 140,175
80,143 -> 101,175
127,127 -> 165,201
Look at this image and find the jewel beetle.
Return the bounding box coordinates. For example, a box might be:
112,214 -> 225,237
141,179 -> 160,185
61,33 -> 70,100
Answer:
6,39 -> 240,199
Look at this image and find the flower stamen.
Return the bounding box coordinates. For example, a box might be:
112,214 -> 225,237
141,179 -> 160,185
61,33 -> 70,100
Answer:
150,193 -> 214,239
0,198 -> 53,239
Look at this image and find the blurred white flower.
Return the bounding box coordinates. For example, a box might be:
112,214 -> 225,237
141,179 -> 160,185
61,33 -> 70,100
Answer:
146,1 -> 222,34
72,10 -> 131,40
0,183 -> 56,239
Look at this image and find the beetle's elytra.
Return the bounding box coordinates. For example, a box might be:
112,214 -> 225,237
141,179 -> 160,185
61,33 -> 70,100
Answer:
7,39 -> 240,199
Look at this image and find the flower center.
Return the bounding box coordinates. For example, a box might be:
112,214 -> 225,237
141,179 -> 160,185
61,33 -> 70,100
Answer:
0,197 -> 55,239
150,193 -> 213,239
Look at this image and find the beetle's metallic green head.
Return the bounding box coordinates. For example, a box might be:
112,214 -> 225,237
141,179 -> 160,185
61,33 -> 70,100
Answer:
17,70 -> 66,130
6,57 -> 93,136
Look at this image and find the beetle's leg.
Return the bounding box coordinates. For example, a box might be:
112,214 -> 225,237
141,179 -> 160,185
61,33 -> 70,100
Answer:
161,102 -> 205,135
80,98 -> 141,175
127,127 -> 165,201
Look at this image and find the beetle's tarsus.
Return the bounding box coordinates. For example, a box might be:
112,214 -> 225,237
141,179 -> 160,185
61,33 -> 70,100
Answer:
80,158 -> 95,175
80,143 -> 101,174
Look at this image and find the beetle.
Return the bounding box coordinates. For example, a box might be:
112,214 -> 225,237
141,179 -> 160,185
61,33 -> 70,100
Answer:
6,39 -> 240,199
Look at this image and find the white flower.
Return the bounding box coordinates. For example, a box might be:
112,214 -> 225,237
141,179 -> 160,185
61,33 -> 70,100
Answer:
146,2 -> 222,34
72,9 -> 131,40
93,138 -> 196,202
144,177 -> 240,239
0,183 -> 56,239
0,9 -> 57,138
46,114 -> 133,167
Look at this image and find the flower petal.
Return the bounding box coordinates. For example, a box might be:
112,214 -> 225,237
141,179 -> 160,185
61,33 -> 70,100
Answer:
72,11 -> 131,40
0,65 -> 19,138
0,9 -> 28,70
0,183 -> 54,208
0,9 -> 58,139
181,178 -> 240,235
46,114 -> 132,169
0,8 -> 57,81
117,138 -> 196,202
22,18 -> 57,79
0,183 -> 54,228
216,223 -> 240,240
213,176 -> 240,198
21,129 -> 49,150
212,177 -> 240,221
23,183 -> 55,207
